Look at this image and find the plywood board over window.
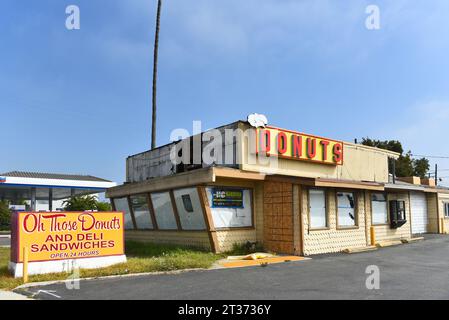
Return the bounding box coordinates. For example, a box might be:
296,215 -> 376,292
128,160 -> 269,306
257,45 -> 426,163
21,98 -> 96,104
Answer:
308,189 -> 328,229
371,193 -> 388,225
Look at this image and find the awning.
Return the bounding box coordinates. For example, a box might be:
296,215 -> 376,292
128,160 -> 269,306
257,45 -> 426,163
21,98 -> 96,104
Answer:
0,171 -> 116,201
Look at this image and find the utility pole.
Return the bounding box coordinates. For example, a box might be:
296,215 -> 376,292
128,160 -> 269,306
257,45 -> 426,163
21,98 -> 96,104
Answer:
435,163 -> 438,185
151,0 -> 162,150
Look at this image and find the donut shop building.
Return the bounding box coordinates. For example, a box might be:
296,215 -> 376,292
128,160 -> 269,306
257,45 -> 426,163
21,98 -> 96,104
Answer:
106,120 -> 442,256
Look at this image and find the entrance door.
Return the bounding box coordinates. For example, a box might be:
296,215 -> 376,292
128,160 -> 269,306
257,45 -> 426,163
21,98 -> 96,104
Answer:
410,192 -> 428,234
263,181 -> 295,254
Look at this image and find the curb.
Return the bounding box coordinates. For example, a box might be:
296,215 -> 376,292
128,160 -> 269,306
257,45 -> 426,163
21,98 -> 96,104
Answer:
402,237 -> 425,243
14,267 -> 210,290
14,257 -> 312,292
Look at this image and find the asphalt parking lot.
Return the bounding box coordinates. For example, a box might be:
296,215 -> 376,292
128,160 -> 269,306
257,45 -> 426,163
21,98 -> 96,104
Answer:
16,235 -> 449,300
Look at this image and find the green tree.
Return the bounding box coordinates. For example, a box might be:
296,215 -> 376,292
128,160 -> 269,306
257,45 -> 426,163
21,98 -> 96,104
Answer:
63,195 -> 98,211
0,200 -> 11,230
361,138 -> 429,178
413,157 -> 430,178
360,138 -> 403,154
96,201 -> 112,212
63,195 -> 112,212
396,151 -> 414,177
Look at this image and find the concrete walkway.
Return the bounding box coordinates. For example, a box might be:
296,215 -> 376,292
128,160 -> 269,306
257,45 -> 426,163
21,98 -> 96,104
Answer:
0,290 -> 30,300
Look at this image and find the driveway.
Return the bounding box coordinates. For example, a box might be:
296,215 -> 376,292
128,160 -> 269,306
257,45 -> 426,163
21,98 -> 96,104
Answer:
0,237 -> 10,247
16,235 -> 449,300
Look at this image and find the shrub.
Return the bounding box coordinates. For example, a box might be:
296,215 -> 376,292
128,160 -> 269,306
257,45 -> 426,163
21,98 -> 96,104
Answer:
229,241 -> 264,255
0,201 -> 11,230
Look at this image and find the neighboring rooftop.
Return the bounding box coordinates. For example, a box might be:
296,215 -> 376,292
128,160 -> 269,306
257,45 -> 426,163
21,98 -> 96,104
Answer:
0,171 -> 112,182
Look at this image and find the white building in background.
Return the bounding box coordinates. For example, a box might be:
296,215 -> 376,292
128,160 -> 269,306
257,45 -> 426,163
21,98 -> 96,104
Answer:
0,171 -> 116,211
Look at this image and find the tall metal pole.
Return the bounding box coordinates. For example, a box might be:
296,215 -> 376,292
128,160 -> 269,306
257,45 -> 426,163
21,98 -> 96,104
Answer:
49,188 -> 53,211
151,0 -> 162,150
435,163 -> 438,185
30,187 -> 36,211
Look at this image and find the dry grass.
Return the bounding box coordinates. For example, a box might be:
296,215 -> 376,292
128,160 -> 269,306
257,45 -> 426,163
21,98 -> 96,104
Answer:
0,241 -> 223,291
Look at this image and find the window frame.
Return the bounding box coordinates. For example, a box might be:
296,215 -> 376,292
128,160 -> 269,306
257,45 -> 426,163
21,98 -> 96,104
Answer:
371,192 -> 389,226
172,188 -> 207,231
307,188 -> 329,231
128,193 -> 155,230
112,196 -> 137,230
205,185 -> 255,231
146,190 -> 181,231
111,184 -> 257,233
336,190 -> 359,229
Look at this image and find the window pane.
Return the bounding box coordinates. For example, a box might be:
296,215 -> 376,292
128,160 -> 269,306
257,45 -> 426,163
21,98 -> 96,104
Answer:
309,189 -> 327,228
337,192 -> 356,227
113,197 -> 134,230
174,188 -> 206,230
130,195 -> 153,230
207,188 -> 253,228
372,193 -> 388,225
397,201 -> 406,220
151,192 -> 178,230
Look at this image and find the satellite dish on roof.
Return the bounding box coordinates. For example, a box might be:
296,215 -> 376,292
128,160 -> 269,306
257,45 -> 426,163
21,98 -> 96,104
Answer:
247,113 -> 268,128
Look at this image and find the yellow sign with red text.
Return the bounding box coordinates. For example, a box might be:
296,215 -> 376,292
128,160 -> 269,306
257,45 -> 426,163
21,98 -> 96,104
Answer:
11,212 -> 124,263
256,127 -> 344,165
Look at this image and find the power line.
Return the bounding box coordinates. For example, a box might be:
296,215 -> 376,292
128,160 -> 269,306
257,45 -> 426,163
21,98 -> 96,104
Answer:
411,154 -> 449,159
429,169 -> 449,173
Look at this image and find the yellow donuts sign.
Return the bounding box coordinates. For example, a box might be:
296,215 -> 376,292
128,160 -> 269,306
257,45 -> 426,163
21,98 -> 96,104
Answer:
256,126 -> 344,165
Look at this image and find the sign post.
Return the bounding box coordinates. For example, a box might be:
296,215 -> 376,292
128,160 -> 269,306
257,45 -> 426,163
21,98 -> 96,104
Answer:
23,247 -> 29,283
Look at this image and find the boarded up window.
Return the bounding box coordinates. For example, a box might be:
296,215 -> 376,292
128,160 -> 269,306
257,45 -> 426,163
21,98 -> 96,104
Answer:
337,192 -> 357,227
151,192 -> 178,230
372,193 -> 388,225
173,188 -> 206,230
207,187 -> 253,228
309,189 -> 327,229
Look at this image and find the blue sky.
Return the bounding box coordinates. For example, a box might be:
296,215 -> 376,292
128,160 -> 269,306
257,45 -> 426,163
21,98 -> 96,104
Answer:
1,0 -> 449,185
